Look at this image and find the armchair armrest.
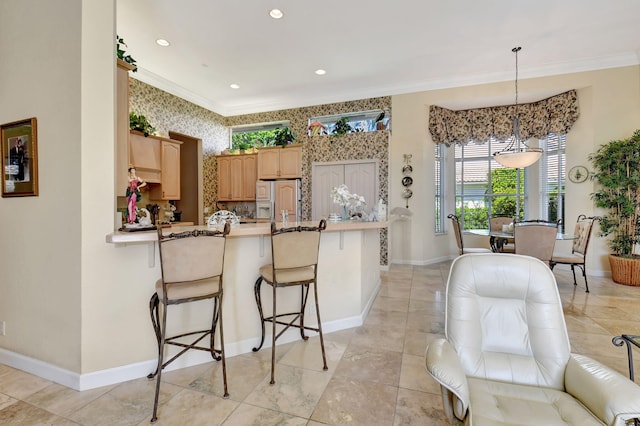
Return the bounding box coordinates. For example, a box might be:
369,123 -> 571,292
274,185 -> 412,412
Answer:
565,353 -> 640,425
425,338 -> 470,421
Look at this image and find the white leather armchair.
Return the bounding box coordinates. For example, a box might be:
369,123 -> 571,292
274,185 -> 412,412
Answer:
425,253 -> 640,425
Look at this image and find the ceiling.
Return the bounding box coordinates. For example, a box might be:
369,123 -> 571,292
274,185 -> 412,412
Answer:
117,0 -> 640,117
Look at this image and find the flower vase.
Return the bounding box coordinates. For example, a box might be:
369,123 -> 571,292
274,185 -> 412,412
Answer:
342,206 -> 348,221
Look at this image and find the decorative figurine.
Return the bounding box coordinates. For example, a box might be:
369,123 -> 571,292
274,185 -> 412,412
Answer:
126,166 -> 146,223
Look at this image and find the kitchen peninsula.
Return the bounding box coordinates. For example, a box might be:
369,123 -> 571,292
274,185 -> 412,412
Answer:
106,220 -> 387,371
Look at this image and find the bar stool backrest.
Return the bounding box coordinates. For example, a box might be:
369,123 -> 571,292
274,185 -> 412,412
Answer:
270,221 -> 326,273
158,223 -> 230,292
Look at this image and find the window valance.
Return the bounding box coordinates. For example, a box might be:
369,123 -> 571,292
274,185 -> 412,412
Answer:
428,89 -> 579,145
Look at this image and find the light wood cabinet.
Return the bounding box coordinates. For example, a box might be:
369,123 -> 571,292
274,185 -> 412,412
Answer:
217,153 -> 257,201
257,144 -> 302,179
129,131 -> 161,183
275,180 -> 298,222
115,59 -> 134,196
129,130 -> 182,200
150,140 -> 181,200
243,154 -> 257,199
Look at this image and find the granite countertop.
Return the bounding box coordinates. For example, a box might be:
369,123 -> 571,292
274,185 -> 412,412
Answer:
106,220 -> 389,244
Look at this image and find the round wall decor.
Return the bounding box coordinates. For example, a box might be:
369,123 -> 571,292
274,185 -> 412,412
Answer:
568,165 -> 589,183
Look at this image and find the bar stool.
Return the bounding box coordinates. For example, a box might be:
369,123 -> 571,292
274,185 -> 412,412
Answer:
147,223 -> 230,423
252,220 -> 328,384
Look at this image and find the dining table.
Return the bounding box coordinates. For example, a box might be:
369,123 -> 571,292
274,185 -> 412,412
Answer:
467,229 -> 576,253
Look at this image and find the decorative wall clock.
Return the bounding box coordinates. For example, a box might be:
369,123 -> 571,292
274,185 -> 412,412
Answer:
568,165 -> 589,183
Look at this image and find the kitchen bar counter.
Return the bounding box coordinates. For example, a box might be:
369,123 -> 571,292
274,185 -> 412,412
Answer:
103,220 -> 387,379
106,220 -> 388,243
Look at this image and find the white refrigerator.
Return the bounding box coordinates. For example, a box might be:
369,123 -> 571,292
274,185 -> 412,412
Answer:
256,180 -> 301,222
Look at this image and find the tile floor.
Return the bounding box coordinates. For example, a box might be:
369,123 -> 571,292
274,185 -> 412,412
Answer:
1,261 -> 640,425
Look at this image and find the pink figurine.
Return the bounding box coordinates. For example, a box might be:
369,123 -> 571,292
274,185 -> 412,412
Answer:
126,166 -> 146,223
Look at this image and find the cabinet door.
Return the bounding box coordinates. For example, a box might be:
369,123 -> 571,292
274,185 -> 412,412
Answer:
217,157 -> 231,200
345,162 -> 377,212
229,156 -> 244,200
312,164 -> 344,220
129,132 -> 161,183
242,155 -> 257,199
256,181 -> 271,200
258,149 -> 280,179
275,180 -> 298,221
279,145 -> 302,178
160,141 -> 181,200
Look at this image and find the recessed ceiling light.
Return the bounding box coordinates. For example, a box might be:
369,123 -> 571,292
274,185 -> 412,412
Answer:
269,9 -> 283,19
315,69 -> 327,75
156,39 -> 170,47
230,84 -> 240,89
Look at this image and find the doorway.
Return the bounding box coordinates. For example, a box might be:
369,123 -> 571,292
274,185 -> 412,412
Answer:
168,131 -> 202,224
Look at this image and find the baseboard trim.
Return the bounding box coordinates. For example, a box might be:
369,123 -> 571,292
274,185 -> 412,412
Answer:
0,308 -> 373,391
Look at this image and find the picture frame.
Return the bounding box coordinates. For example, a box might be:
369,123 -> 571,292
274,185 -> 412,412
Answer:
1,117 -> 38,197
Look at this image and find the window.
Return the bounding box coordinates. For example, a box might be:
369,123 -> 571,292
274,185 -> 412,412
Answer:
539,133 -> 566,226
308,109 -> 389,136
454,135 -> 565,230
434,143 -> 445,234
230,121 -> 290,150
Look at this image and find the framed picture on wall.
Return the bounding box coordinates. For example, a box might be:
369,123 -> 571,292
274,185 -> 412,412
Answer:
1,117 -> 38,197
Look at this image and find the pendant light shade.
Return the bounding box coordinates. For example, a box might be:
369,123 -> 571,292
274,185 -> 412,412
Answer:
493,47 -> 543,168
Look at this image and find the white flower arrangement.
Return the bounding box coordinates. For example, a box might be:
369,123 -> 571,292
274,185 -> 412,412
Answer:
331,184 -> 365,209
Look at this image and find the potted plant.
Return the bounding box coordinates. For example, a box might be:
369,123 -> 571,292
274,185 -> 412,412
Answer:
589,129 -> 640,285
274,127 -> 296,147
116,35 -> 137,72
332,117 -> 352,136
129,111 -> 156,137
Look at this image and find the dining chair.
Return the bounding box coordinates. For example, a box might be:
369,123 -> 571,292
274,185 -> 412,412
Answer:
550,215 -> 600,293
148,223 -> 231,423
489,216 -> 515,252
448,214 -> 492,255
252,220 -> 328,384
514,220 -> 558,266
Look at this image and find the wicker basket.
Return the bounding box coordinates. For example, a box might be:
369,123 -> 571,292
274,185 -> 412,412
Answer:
609,254 -> 640,286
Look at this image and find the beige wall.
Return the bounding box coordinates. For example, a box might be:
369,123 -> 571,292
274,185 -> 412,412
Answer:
390,65 -> 640,274
0,0 -> 83,371
0,0 -> 162,378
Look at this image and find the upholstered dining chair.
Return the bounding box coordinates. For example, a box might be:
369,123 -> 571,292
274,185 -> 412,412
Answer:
252,220 -> 328,384
550,215 -> 600,293
425,253 -> 640,425
448,214 -> 492,255
489,216 -> 515,252
148,223 -> 231,423
514,220 -> 558,266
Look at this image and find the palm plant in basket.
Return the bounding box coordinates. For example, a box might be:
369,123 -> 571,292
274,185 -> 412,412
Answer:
589,129 -> 640,285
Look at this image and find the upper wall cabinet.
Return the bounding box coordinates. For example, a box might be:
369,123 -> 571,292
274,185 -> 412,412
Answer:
129,130 -> 182,200
257,144 -> 302,179
129,131 -> 162,183
217,153 -> 257,201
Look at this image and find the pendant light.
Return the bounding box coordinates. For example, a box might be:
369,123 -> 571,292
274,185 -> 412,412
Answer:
493,47 -> 543,168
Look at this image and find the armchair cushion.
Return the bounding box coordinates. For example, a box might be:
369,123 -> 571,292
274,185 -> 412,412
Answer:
565,354 -> 640,425
425,338 -> 469,420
